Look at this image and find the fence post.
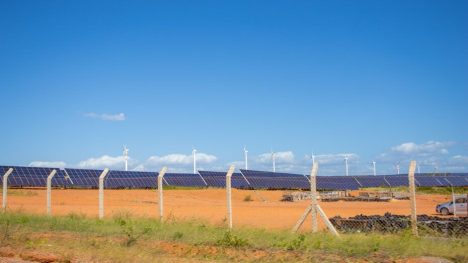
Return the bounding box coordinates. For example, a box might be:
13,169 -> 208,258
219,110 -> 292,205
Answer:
408,160 -> 418,237
310,162 -> 319,233
158,167 -> 167,222
46,169 -> 57,216
2,168 -> 13,212
226,165 -> 235,229
316,205 -> 340,236
98,168 -> 109,219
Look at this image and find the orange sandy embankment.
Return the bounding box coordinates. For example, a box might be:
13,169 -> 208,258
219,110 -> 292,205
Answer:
3,189 -> 450,230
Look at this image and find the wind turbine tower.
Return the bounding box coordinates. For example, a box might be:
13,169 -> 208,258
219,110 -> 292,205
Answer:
396,162 -> 400,175
272,151 -> 276,172
372,161 -> 376,176
312,153 -> 316,166
123,146 -> 129,171
192,148 -> 197,174
344,155 -> 349,176
243,146 -> 248,170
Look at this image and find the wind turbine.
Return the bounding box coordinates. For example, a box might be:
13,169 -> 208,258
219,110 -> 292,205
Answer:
344,155 -> 349,176
372,161 -> 376,176
123,146 -> 129,171
395,162 -> 401,175
243,146 -> 248,170
192,148 -> 197,174
271,151 -> 276,172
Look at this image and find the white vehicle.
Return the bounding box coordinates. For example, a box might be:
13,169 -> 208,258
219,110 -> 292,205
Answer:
436,195 -> 467,216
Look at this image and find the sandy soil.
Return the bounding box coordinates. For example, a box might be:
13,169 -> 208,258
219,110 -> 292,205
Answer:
3,188 -> 451,230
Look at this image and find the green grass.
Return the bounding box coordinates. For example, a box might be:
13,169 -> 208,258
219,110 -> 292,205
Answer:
7,189 -> 39,196
0,211 -> 467,262
361,186 -> 467,195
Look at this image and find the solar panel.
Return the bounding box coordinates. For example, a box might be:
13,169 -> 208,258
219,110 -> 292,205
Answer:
163,173 -> 206,187
0,166 -> 69,187
353,176 -> 390,188
2,165 -> 467,190
240,170 -> 309,189
105,170 -> 157,189
51,169 -> 71,187
316,176 -> 361,190
65,168 -> 103,188
384,176 -> 408,187
444,176 -> 468,187
433,177 -> 451,186
198,171 -> 248,188
414,176 -> 444,187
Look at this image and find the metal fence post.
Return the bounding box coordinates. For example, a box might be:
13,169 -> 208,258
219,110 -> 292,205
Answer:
2,168 -> 13,212
226,165 -> 235,229
408,160 -> 418,237
98,168 -> 109,219
310,163 -> 319,233
158,167 -> 167,222
46,169 -> 57,215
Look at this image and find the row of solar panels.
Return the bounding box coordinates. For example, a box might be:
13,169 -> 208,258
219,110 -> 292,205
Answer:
1,166 -> 467,190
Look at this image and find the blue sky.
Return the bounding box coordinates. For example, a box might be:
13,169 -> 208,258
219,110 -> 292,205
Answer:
1,1 -> 467,175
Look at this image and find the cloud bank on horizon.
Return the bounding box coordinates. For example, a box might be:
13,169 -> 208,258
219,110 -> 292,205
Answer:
27,140 -> 468,175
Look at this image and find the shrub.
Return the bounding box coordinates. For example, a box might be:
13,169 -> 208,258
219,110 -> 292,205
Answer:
243,195 -> 253,202
216,231 -> 249,248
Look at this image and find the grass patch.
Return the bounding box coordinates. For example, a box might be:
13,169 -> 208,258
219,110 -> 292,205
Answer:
361,186 -> 467,195
0,211 -> 466,262
160,185 -> 207,190
7,189 -> 39,196
216,231 -> 250,247
243,194 -> 253,202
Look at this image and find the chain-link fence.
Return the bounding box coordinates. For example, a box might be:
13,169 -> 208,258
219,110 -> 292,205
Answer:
0,163 -> 467,238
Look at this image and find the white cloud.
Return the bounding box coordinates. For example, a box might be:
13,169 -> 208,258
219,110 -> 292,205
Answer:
257,151 -> 295,164
29,161 -> 66,168
450,155 -> 468,165
227,160 -> 245,168
132,164 -> 146,171
84,112 -> 126,121
146,153 -> 217,165
391,141 -> 452,155
78,155 -> 127,169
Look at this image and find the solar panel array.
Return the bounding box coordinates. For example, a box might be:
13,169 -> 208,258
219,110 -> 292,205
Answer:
198,171 -> 247,188
0,166 -> 69,187
105,170 -> 157,189
164,173 -> 206,187
1,165 -> 467,190
239,170 -> 310,189
65,168 -> 103,188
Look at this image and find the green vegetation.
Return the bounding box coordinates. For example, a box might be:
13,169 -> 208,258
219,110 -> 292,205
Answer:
0,211 -> 466,262
159,185 -> 206,190
361,186 -> 467,195
7,189 -> 39,196
243,194 -> 253,202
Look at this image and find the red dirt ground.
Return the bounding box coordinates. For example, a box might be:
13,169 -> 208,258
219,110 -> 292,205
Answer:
3,189 -> 451,230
